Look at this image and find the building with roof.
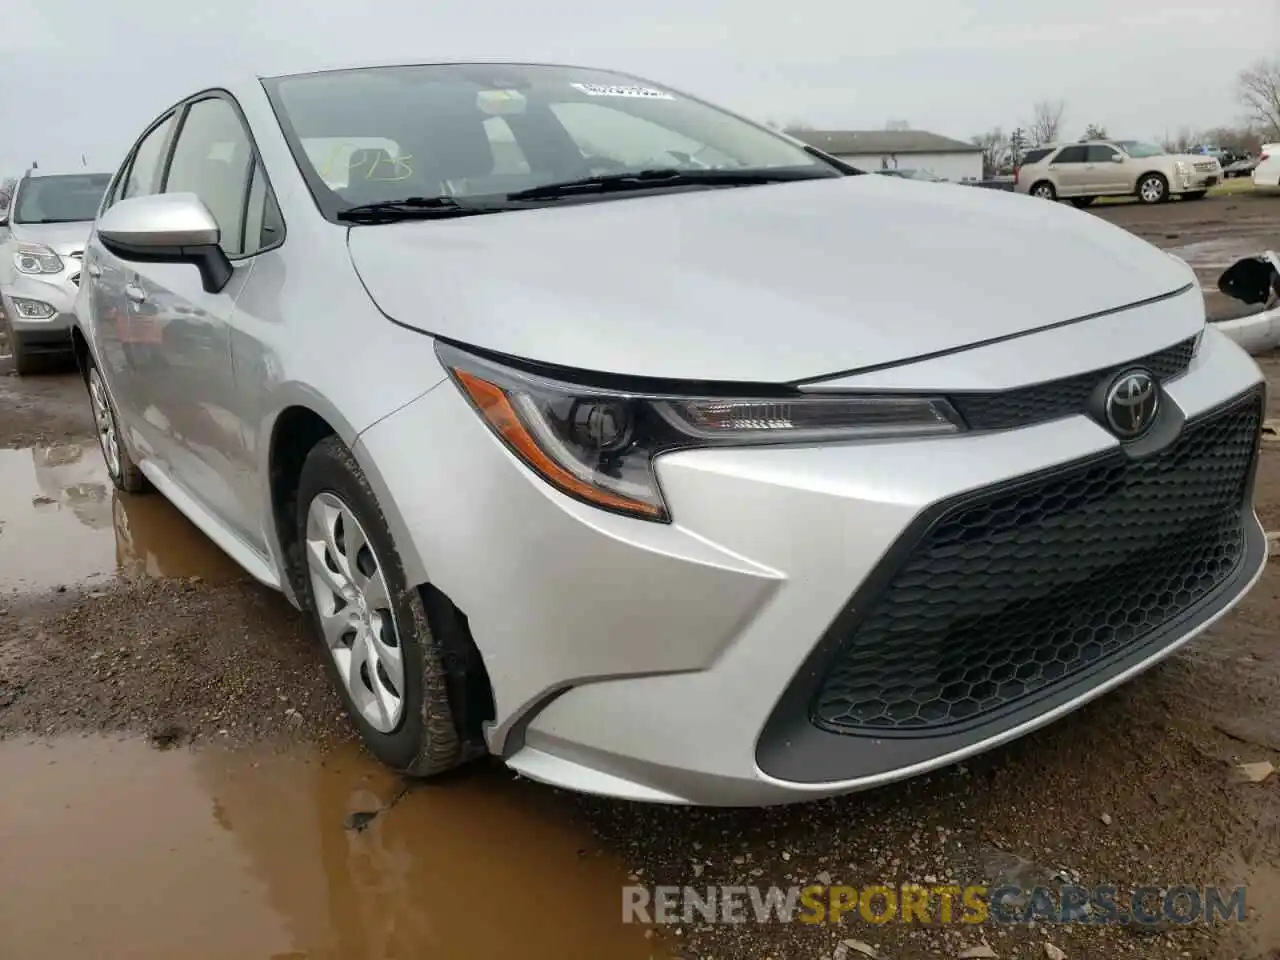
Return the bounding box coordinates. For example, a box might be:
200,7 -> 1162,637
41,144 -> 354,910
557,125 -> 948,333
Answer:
788,130 -> 984,182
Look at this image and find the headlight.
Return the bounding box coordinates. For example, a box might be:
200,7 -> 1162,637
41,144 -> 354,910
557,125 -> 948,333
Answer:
13,242 -> 63,275
439,343 -> 964,522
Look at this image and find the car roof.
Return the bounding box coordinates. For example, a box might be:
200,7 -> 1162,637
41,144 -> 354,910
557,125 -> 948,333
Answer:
254,57 -> 615,83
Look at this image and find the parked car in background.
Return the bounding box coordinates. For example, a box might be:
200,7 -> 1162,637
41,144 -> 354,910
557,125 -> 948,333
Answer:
1223,156 -> 1258,179
1253,144 -> 1279,192
1014,139 -> 1221,206
73,60 -> 1266,806
0,169 -> 111,373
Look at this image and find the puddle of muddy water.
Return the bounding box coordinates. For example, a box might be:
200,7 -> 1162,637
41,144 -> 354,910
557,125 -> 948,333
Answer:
0,441 -> 242,592
0,736 -> 661,960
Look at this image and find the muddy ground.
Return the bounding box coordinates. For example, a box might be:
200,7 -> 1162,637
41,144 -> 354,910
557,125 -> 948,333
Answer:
2,193 -> 1280,960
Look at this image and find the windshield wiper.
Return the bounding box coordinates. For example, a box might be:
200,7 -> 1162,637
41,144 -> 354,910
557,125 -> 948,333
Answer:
505,168 -> 825,202
336,196 -> 502,223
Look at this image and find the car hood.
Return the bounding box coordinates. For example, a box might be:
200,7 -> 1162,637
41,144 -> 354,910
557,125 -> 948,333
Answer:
347,176 -> 1193,383
10,220 -> 93,257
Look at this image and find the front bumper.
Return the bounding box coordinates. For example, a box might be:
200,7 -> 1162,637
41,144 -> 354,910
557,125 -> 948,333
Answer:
1,270 -> 79,342
357,323 -> 1266,805
1174,169 -> 1220,192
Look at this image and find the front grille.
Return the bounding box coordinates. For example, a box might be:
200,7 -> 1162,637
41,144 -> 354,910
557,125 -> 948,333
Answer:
69,273 -> 80,287
949,336 -> 1198,432
1194,161 -> 1217,172
813,388 -> 1261,735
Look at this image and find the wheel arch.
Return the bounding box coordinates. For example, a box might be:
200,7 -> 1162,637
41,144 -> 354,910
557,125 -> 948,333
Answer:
264,393 -> 496,756
260,384 -> 432,597
1135,170 -> 1169,193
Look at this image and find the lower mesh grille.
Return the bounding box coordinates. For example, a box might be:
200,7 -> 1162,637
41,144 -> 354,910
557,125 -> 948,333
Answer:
813,388 -> 1261,735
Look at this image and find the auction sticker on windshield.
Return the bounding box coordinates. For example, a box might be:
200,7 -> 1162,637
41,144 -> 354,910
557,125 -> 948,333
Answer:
570,82 -> 674,99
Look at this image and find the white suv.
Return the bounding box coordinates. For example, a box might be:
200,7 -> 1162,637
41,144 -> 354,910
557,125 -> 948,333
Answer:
1014,140 -> 1221,206
1253,144 -> 1279,193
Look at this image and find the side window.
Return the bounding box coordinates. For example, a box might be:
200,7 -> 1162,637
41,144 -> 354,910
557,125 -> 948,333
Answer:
241,161 -> 284,255
1052,145 -> 1088,164
1086,145 -> 1121,163
122,113 -> 176,199
163,97 -> 254,257
1020,148 -> 1053,166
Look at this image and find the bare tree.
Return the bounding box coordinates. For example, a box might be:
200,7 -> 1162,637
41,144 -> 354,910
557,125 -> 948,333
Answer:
1082,123 -> 1108,140
1238,59 -> 1280,140
1029,100 -> 1066,145
1160,127 -> 1197,154
1201,124 -> 1264,156
970,128 -> 1007,178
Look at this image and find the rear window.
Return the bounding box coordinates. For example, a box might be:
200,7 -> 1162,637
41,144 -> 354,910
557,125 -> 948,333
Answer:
1019,148 -> 1053,166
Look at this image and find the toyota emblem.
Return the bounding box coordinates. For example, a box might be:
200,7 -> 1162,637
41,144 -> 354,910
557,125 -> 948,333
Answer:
1104,369 -> 1159,440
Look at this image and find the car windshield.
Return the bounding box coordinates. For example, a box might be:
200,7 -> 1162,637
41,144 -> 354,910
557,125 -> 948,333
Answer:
262,63 -> 841,219
12,173 -> 111,224
1114,141 -> 1165,159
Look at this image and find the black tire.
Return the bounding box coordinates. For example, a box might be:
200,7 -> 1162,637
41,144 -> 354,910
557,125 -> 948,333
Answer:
1030,181 -> 1057,201
1183,191 -> 1207,201
84,353 -> 147,493
9,332 -> 38,375
294,435 -> 463,776
1137,173 -> 1168,204
1070,197 -> 1096,208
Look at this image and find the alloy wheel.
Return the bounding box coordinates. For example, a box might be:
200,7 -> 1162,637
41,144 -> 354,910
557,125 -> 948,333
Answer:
305,491 -> 405,733
88,368 -> 121,480
1139,177 -> 1165,203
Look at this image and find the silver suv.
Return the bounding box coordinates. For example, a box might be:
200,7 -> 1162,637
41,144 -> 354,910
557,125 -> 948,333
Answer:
1013,140 -> 1221,206
0,170 -> 111,373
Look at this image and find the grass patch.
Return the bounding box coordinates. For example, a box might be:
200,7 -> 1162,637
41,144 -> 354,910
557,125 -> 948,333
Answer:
1209,177 -> 1257,196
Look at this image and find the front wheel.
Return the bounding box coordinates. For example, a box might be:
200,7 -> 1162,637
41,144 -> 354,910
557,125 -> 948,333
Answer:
295,436 -> 465,776
1137,174 -> 1169,204
85,356 -> 147,492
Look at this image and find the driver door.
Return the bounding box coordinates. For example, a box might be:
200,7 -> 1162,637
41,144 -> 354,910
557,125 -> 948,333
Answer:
126,94 -> 265,552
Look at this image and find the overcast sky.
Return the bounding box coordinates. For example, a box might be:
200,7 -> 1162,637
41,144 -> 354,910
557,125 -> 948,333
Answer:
2,0 -> 1276,174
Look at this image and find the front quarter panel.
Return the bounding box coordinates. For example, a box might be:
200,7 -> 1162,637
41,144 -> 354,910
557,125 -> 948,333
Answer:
227,224 -> 448,596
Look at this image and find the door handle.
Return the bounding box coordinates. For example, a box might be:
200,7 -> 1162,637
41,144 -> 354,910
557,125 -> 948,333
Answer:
86,263 -> 102,278
124,284 -> 147,304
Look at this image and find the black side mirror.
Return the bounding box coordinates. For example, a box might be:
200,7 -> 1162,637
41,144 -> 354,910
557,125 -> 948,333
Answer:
1218,256 -> 1280,306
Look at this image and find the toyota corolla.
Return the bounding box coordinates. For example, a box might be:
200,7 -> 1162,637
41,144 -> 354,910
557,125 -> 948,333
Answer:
72,61 -> 1267,805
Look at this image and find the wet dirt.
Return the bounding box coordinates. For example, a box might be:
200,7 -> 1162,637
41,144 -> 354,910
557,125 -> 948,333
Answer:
0,363 -> 95,448
1,200 -> 1280,960
0,439 -> 243,593
0,735 -> 659,960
